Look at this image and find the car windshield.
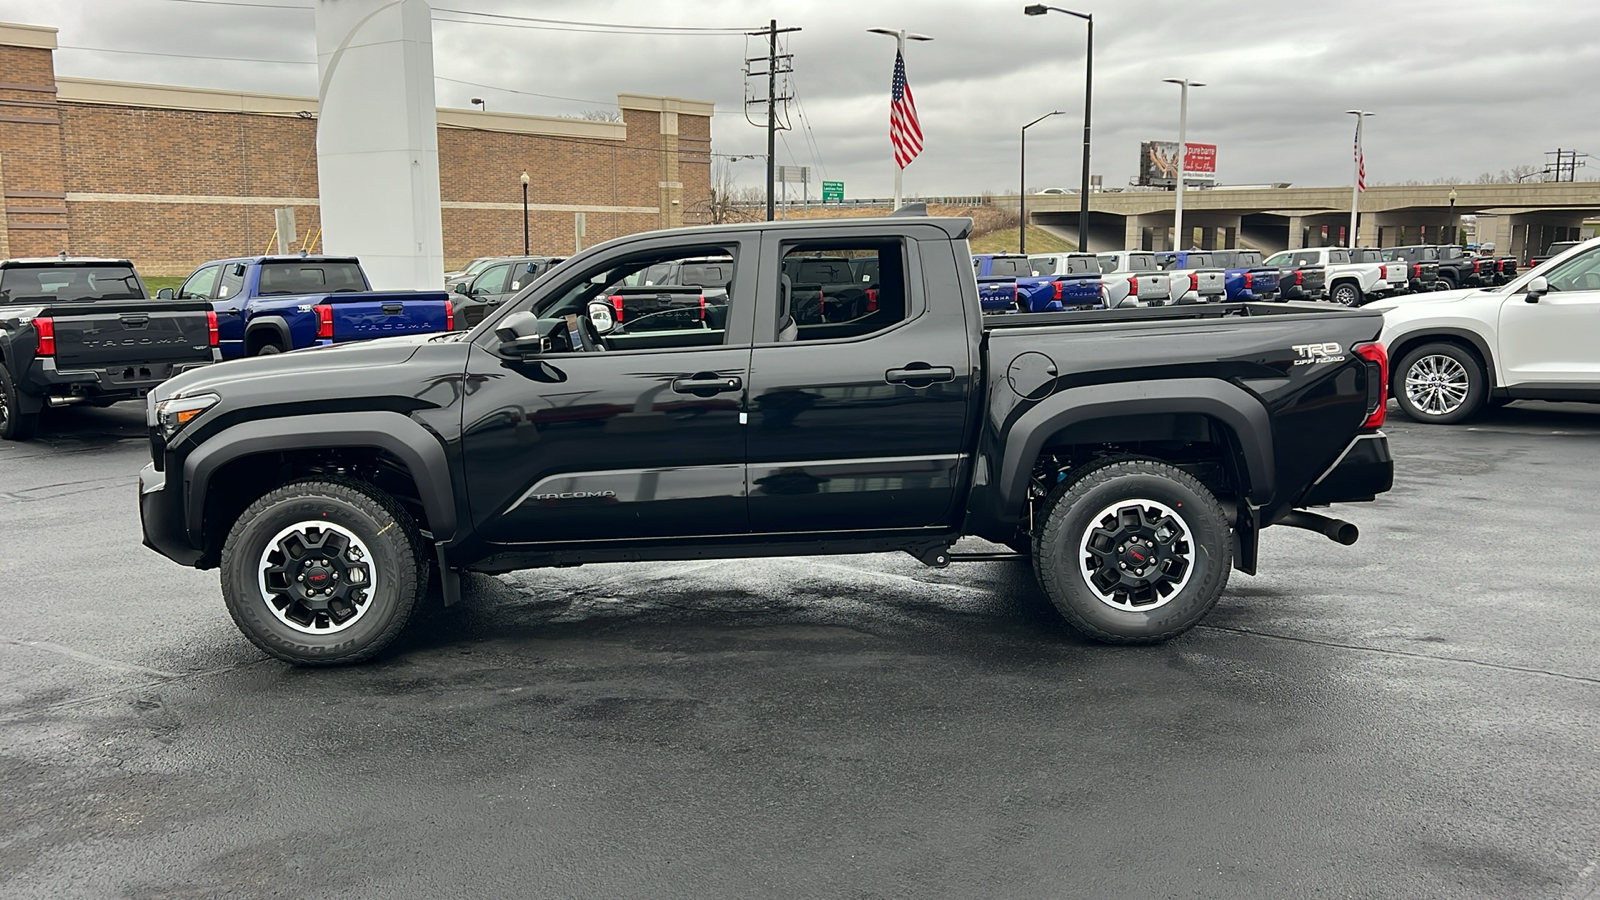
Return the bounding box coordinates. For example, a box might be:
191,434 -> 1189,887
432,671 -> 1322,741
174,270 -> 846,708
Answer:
0,264 -> 145,302
257,261 -> 367,295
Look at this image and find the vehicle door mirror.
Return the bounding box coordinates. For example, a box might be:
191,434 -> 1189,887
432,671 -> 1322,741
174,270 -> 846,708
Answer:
586,299 -> 618,334
155,287 -> 175,300
453,281 -> 470,295
494,310 -> 546,356
1524,275 -> 1549,302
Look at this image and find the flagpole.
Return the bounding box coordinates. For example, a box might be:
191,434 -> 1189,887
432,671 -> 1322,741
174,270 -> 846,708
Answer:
1347,109 -> 1373,247
894,29 -> 905,211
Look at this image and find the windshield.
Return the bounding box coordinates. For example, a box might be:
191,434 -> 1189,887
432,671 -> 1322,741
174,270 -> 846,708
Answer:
257,261 -> 367,295
0,264 -> 145,303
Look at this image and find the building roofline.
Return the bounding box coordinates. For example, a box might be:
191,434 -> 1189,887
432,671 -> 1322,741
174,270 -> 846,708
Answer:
0,22 -> 57,50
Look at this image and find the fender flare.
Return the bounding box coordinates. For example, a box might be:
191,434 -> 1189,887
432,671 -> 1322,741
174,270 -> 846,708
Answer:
181,411 -> 457,546
244,316 -> 293,353
1387,327 -> 1497,388
997,378 -> 1275,516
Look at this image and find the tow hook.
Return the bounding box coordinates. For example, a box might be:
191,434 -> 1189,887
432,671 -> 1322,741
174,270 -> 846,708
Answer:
1276,510 -> 1359,545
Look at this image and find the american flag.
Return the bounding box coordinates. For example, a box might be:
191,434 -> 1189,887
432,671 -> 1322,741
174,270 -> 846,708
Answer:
890,51 -> 923,169
1354,126 -> 1366,192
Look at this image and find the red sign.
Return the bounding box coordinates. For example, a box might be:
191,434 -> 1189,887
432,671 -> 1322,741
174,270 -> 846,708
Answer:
1184,143 -> 1217,176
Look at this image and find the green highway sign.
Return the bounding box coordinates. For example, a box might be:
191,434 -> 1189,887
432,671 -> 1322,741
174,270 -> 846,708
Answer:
822,180 -> 844,203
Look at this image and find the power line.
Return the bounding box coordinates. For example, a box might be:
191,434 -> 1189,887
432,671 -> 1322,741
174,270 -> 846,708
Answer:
153,0 -> 310,8
58,44 -> 313,64
432,8 -> 754,35
435,76 -> 611,108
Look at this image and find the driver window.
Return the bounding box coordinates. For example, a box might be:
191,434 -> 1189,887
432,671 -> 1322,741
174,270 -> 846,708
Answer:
533,245 -> 741,353
1542,248 -> 1600,293
179,264 -> 220,300
473,264 -> 512,295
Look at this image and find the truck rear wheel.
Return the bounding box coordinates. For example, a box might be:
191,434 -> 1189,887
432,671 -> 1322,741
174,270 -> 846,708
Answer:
219,477 -> 427,666
0,367 -> 39,441
1330,282 -> 1362,307
1032,459 -> 1231,644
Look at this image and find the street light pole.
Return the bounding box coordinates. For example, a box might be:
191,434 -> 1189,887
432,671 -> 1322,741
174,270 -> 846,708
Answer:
1448,187 -> 1458,245
868,27 -> 933,211
1162,78 -> 1204,251
1025,5 -> 1093,250
519,170 -> 530,256
1020,110 -> 1066,255
1346,109 -> 1373,247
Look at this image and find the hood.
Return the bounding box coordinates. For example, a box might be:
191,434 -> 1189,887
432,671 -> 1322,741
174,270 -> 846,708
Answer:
1364,286 -> 1487,313
155,332 -> 461,401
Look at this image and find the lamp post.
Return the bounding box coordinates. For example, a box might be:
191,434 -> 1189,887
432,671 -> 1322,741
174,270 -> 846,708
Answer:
1346,109 -> 1373,247
1448,187 -> 1458,246
1024,5 -> 1092,250
471,97 -> 485,112
520,171 -> 530,255
868,27 -> 933,212
1162,78 -> 1204,251
1020,110 -> 1066,254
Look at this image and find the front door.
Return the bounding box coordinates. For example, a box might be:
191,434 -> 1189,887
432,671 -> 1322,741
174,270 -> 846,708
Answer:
461,235 -> 758,544
1499,246 -> 1600,387
744,228 -> 976,533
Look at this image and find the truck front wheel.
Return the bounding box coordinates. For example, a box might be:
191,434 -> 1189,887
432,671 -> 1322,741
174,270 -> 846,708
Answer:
1033,459 -> 1231,644
1393,342 -> 1486,424
219,477 -> 427,666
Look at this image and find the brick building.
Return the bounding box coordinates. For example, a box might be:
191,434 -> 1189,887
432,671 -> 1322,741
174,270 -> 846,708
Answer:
0,21 -> 714,275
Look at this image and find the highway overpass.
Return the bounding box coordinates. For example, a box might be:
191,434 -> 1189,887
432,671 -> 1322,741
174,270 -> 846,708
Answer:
1014,182 -> 1600,257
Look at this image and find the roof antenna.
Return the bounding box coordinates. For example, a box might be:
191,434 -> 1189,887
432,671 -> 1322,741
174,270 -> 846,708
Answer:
891,201 -> 928,217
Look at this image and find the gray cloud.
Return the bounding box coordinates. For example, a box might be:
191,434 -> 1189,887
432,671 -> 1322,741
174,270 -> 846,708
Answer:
11,0 -> 1600,198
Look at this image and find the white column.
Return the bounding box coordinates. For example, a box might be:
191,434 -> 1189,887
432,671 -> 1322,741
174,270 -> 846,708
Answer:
314,0 -> 444,290
1173,83 -> 1187,250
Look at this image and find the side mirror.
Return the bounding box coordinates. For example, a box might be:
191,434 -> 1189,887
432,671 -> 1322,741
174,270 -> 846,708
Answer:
155,287 -> 175,300
494,310 -> 546,356
453,282 -> 470,295
586,299 -> 618,334
1524,275 -> 1549,303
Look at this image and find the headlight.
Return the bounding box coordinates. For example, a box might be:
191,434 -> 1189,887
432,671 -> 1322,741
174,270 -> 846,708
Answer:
153,393 -> 219,439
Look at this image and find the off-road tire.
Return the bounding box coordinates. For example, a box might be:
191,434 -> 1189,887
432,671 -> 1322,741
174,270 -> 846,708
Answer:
1033,458 -> 1231,644
253,343 -> 282,356
220,477 -> 427,666
0,366 -> 39,441
1393,341 -> 1487,425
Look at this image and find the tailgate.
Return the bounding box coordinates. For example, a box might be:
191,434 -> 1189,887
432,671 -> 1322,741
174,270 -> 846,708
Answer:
1194,270 -> 1226,295
1058,274 -> 1102,303
1381,263 -> 1408,287
329,292 -> 450,341
47,302 -> 213,368
1249,268 -> 1280,292
977,276 -> 1018,311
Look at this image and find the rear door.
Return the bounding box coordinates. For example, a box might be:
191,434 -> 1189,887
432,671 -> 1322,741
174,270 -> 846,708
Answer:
1498,246 -> 1600,387
461,233 -> 759,543
745,226 -> 975,533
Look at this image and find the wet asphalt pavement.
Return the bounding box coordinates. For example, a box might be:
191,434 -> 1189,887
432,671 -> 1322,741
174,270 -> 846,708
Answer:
2,402 -> 1599,899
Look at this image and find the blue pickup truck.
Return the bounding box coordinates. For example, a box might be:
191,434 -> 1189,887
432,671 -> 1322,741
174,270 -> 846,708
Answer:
972,253 -> 1100,313
159,256 -> 453,359
1161,250 -> 1280,302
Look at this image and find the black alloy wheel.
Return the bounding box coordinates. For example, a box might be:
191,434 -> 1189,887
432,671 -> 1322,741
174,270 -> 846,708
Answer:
0,367 -> 39,441
220,477 -> 427,665
1033,458 -> 1231,643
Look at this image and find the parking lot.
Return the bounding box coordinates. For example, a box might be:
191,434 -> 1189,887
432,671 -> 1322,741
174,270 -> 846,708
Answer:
2,401 -> 1599,899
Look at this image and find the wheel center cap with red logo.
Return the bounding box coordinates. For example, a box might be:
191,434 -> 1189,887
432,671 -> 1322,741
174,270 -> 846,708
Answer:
305,567 -> 331,588
1122,544 -> 1154,568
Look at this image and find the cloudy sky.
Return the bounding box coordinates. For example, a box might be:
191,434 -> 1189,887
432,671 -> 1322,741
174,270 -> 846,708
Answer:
11,0 -> 1600,198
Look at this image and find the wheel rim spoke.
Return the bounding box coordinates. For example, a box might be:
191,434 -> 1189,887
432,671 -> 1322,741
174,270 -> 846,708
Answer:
1077,499 -> 1196,613
257,521 -> 379,636
1405,354 -> 1470,416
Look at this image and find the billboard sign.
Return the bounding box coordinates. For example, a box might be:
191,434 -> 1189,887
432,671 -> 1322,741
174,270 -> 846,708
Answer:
1138,141 -> 1218,187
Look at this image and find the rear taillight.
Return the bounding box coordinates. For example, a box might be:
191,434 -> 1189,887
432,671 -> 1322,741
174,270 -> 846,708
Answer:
865,288 -> 879,311
1052,282 -> 1063,301
1355,341 -> 1388,430
1294,270 -> 1304,286
1244,272 -> 1254,289
610,295 -> 624,322
314,304 -> 333,340
32,317 -> 54,357
445,302 -> 454,331
1412,263 -> 1422,279
1189,272 -> 1199,291
699,294 -> 707,320
1127,275 -> 1138,296
206,310 -> 219,347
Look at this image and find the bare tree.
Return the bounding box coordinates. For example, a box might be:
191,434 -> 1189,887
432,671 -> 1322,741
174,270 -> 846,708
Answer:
560,109 -> 624,122
690,161 -> 759,225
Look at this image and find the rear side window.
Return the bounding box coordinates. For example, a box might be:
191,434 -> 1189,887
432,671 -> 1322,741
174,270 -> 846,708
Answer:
986,257 -> 1031,278
257,261 -> 366,295
1032,257 -> 1060,276
0,265 -> 145,302
781,242 -> 907,342
1328,250 -> 1352,265
1127,254 -> 1157,271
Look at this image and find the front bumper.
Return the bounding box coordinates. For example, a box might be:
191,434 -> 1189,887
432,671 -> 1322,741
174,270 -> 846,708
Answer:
139,462 -> 204,566
1300,432 -> 1393,506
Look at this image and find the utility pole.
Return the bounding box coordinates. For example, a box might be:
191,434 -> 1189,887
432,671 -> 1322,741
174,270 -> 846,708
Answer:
746,20 -> 800,222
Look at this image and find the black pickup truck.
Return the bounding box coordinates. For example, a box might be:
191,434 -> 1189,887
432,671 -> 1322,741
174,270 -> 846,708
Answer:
0,257 -> 218,440
1385,245 -> 1492,290
138,216 -> 1394,665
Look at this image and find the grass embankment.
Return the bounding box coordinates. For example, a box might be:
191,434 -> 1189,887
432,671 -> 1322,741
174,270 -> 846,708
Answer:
774,202 -> 1074,254
144,276 -> 184,294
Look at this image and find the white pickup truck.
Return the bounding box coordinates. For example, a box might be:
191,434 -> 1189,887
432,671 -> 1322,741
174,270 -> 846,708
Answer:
1262,246 -> 1406,307
1368,237 -> 1600,423
1149,252 -> 1228,304
1087,251 -> 1173,307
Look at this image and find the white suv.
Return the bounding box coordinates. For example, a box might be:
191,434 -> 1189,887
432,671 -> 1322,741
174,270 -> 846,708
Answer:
1367,237 -> 1600,423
